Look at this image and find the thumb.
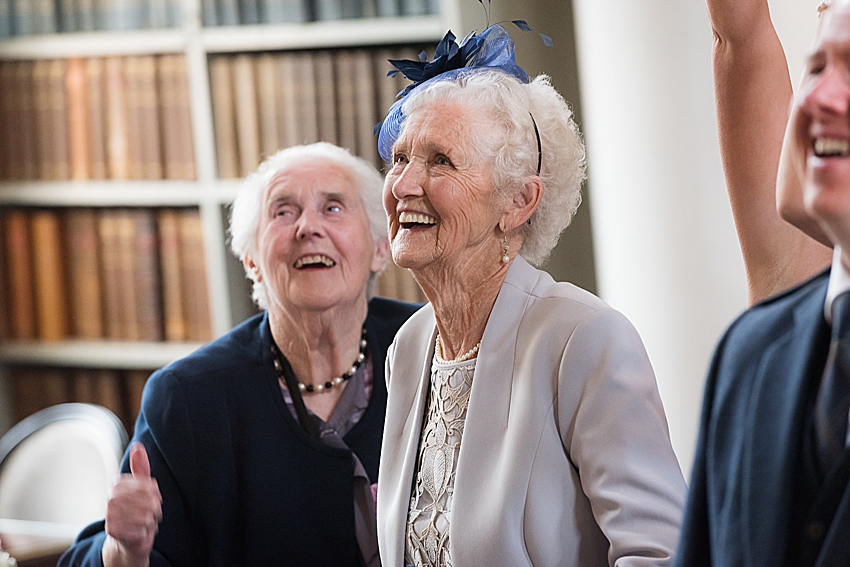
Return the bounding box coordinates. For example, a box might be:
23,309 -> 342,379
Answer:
128,442 -> 151,478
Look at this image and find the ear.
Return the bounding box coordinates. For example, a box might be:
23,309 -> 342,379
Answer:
371,236 -> 391,273
243,255 -> 262,282
501,176 -> 543,233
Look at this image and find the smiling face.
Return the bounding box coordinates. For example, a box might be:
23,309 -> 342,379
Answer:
383,98 -> 504,283
796,0 -> 850,248
246,159 -> 387,316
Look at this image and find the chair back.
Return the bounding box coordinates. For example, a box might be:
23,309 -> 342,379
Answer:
0,403 -> 128,525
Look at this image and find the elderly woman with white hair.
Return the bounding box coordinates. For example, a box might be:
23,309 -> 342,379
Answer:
59,143 -> 419,567
375,25 -> 687,566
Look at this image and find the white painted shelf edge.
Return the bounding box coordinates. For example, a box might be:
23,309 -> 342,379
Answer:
0,16 -> 447,60
0,340 -> 205,369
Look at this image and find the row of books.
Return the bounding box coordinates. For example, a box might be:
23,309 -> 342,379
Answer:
0,0 -> 440,36
209,45 -> 424,177
201,0 -> 439,27
0,0 -> 180,36
7,364 -> 151,434
0,55 -> 195,182
0,207 -> 213,343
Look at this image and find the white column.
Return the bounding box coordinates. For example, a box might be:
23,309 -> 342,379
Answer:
572,0 -> 821,476
571,0 -> 747,476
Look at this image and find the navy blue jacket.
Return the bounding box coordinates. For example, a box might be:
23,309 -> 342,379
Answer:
59,297 -> 419,567
676,269 -> 850,567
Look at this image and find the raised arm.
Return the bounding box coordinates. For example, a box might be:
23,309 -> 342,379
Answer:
708,0 -> 831,304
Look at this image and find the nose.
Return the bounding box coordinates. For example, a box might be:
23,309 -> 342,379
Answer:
804,66 -> 850,117
294,208 -> 324,240
390,158 -> 426,201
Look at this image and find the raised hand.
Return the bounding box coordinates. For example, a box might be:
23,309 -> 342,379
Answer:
102,443 -> 163,567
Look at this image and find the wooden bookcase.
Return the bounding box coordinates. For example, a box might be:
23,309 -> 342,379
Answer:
0,0 -> 463,435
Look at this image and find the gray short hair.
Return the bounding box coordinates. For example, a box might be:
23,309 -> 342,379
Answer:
400,71 -> 586,266
229,142 -> 387,309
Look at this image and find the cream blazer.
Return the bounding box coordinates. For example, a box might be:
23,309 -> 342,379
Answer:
377,257 -> 686,567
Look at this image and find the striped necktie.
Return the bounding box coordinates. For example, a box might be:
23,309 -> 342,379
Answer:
815,291 -> 850,476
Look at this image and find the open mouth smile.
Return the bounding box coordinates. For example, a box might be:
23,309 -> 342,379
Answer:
398,211 -> 437,230
294,254 -> 336,269
814,137 -> 850,158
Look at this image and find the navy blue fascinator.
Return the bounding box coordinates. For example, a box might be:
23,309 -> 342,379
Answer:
377,23 -> 535,163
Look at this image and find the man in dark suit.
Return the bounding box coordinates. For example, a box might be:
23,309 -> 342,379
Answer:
676,1 -> 850,565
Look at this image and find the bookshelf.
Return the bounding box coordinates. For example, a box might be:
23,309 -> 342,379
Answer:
0,0 -> 461,434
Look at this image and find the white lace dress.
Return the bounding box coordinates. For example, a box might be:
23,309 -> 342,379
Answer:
404,345 -> 476,567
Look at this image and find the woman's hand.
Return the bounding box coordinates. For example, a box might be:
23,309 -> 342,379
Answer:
102,443 -> 162,567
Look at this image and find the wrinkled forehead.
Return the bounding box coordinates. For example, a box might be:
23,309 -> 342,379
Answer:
263,159 -> 357,202
394,97 -> 493,158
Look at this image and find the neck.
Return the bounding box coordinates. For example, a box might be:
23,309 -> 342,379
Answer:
415,256 -> 512,361
269,298 -> 369,388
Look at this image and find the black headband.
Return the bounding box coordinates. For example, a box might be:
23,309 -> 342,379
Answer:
530,113 -> 542,175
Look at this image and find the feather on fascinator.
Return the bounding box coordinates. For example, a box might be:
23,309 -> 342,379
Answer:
376,23 -> 546,163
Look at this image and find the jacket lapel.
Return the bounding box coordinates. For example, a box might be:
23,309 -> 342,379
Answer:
745,288 -> 830,567
450,258 -> 536,563
380,307 -> 436,565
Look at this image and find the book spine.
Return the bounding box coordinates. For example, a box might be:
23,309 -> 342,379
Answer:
105,57 -> 130,180
277,53 -> 300,148
137,56 -> 162,179
179,209 -> 212,342
97,209 -> 123,340
399,0 -> 425,16
238,0 -> 258,24
64,208 -> 104,339
352,49 -> 378,165
0,0 -> 11,37
132,209 -> 164,341
200,0 -> 216,25
4,210 -> 37,340
173,55 -> 196,179
340,0 -> 361,19
33,59 -> 53,181
31,209 -> 70,341
255,54 -> 279,159
86,57 -> 109,179
209,56 -> 239,179
15,62 -> 39,180
314,0 -> 341,20
76,0 -> 97,31
59,0 -> 77,31
296,51 -> 318,144
116,209 -> 140,340
334,50 -> 357,154
217,0 -> 238,26
262,0 -> 304,23
48,59 -> 71,180
313,51 -> 337,145
33,0 -> 57,33
157,208 -> 187,341
67,58 -> 92,181
12,0 -> 35,35
0,214 -> 10,340
124,56 -> 145,179
376,0 -> 397,17
232,54 -> 261,176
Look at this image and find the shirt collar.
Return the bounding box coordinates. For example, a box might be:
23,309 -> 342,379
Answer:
825,245 -> 850,324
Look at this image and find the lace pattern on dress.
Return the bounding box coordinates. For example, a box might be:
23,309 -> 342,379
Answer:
405,348 -> 476,567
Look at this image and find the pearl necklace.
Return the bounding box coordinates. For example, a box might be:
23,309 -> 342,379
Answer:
271,327 -> 368,393
435,333 -> 480,363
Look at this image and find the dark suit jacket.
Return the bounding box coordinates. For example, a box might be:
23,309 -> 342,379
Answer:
676,269 -> 850,567
59,297 -> 419,567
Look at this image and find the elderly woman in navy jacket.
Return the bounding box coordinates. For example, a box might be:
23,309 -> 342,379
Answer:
59,142 -> 419,567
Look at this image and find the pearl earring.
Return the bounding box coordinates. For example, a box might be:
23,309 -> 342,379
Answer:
502,234 -> 510,264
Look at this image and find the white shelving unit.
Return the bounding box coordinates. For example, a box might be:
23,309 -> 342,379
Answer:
0,1 -> 458,374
